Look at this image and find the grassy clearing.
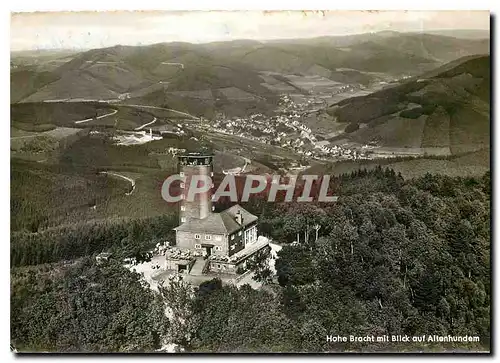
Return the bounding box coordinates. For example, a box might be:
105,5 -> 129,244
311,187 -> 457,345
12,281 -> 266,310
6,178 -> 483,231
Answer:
421,106 -> 450,148
449,105 -> 490,154
59,134 -> 161,172
306,149 -> 490,179
11,159 -> 131,231
350,114 -> 427,147
384,153 -> 489,179
92,170 -> 177,220
10,127 -> 37,138
11,122 -> 57,133
11,102 -> 116,127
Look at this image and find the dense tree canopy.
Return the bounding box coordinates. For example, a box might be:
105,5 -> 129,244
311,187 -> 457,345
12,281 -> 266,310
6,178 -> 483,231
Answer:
11,258 -> 168,352
176,169 -> 490,352
11,214 -> 178,267
10,167 -> 490,352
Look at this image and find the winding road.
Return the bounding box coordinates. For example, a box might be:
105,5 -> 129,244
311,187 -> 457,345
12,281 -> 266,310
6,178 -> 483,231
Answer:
34,99 -> 198,120
161,62 -> 185,69
100,171 -> 136,196
134,117 -> 157,131
124,104 -> 197,120
241,157 -> 251,173
11,108 -> 119,140
222,156 -> 251,175
12,101 -> 197,144
74,108 -> 118,124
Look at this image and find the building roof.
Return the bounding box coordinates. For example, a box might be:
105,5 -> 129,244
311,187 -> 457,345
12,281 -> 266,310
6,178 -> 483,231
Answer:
222,204 -> 258,227
174,204 -> 258,235
179,146 -> 214,157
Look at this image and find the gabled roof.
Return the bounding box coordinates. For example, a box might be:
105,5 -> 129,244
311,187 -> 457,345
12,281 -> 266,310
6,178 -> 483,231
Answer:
174,204 -> 258,235
221,204 -> 258,227
174,213 -> 231,234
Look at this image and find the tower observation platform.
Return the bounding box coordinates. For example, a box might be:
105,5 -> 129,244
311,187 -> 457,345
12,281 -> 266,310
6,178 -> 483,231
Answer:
178,149 -> 214,223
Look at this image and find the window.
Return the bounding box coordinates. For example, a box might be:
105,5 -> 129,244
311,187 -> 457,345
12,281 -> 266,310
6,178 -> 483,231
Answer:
195,234 -> 201,239
230,245 -> 235,250
215,235 -> 222,241
180,206 -> 186,211
231,235 -> 235,240
181,217 -> 186,223
180,172 -> 185,177
238,231 -> 242,236
217,264 -> 221,269
205,235 -> 212,240
180,182 -> 185,188
214,246 -> 221,251
194,244 -> 201,249
180,194 -> 185,200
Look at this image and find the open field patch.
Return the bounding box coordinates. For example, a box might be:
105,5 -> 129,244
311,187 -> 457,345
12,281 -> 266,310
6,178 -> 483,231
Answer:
449,106 -> 490,154
349,114 -> 428,148
167,89 -> 213,99
218,87 -> 258,101
11,127 -> 86,155
11,102 -> 117,127
421,106 -> 451,148
285,74 -> 344,92
260,83 -> 296,92
43,127 -> 82,139
11,127 -> 38,138
12,122 -> 57,133
11,159 -> 131,231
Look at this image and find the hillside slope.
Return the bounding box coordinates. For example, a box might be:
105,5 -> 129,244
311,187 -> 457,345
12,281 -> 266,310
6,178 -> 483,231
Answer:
328,55 -> 490,154
10,69 -> 61,103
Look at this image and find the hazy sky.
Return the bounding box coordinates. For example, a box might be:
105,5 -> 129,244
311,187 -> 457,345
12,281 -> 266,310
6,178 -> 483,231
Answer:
10,10 -> 490,51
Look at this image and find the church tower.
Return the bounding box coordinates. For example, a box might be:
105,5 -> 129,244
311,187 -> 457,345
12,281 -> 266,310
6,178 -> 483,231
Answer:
178,149 -> 214,224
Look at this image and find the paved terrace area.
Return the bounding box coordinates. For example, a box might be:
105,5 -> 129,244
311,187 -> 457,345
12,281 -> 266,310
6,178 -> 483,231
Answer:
208,236 -> 270,265
125,236 -> 272,290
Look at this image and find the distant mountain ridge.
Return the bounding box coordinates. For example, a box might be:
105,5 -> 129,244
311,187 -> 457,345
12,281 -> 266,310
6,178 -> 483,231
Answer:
11,31 -> 490,119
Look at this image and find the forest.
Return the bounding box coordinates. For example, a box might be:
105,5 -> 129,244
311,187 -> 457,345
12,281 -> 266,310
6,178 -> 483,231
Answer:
11,213 -> 178,267
10,167 -> 490,352
158,168 -> 490,352
11,258 -> 168,352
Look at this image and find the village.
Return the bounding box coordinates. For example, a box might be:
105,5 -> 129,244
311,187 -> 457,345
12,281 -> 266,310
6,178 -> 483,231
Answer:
191,94 -> 379,162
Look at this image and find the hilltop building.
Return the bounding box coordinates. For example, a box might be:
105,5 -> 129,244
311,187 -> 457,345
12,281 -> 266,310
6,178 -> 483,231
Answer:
177,151 -> 215,222
166,150 -> 268,275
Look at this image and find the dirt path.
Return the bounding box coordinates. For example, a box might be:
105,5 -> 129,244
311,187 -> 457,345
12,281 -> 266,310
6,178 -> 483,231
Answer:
100,171 -> 136,195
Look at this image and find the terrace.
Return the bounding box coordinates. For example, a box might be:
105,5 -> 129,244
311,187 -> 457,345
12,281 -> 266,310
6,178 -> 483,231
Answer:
209,237 -> 270,265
